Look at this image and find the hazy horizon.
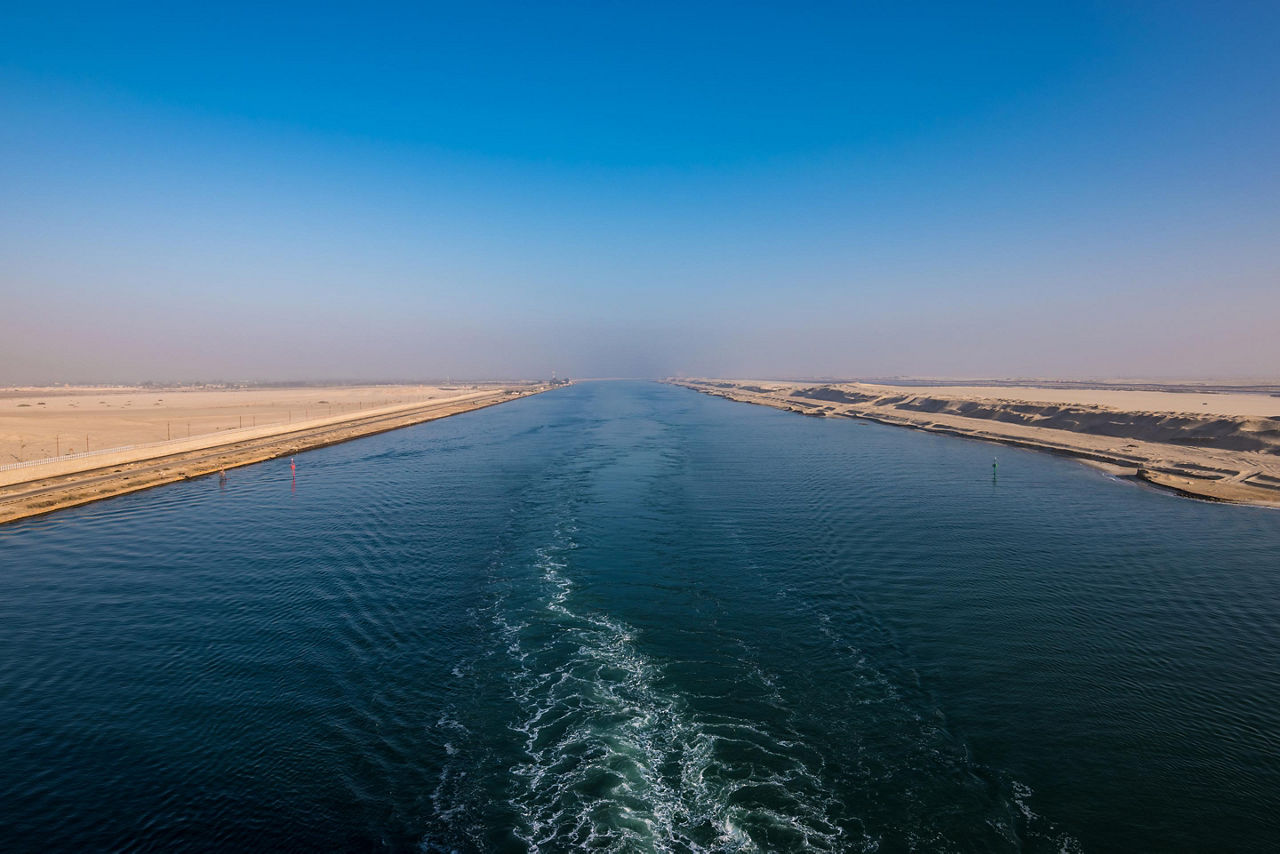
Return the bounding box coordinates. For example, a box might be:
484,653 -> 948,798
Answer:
8,371 -> 1280,389
3,2 -> 1278,384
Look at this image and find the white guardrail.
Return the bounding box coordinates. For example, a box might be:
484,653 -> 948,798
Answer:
0,426 -> 256,472
0,413 -> 351,474
0,413 -> 355,473
1,444 -> 149,472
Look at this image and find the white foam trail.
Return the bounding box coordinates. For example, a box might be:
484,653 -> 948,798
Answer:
431,507 -> 1077,852
498,533 -> 847,852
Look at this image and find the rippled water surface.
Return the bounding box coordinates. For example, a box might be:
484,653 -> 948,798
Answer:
3,381 -> 1280,852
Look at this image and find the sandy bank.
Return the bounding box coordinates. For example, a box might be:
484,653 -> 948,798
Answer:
672,379 -> 1280,508
0,384 -> 556,525
0,383 -> 493,463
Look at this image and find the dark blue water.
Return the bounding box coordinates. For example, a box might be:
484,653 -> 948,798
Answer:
2,382 -> 1279,852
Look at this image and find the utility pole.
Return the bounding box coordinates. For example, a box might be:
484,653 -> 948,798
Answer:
56,435 -> 60,456
167,422 -> 171,441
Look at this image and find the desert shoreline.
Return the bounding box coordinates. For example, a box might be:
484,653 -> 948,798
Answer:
670,379 -> 1280,508
0,384 -> 559,526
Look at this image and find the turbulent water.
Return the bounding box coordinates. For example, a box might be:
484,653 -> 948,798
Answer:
3,381 -> 1280,852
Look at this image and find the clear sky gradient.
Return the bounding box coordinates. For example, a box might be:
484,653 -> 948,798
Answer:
2,1 -> 1277,381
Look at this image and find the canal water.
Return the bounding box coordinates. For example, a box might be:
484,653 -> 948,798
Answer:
2,381 -> 1278,851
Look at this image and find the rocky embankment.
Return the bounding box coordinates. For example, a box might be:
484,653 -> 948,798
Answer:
674,380 -> 1280,507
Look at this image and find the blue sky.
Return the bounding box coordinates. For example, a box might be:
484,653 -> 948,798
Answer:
2,1 -> 1277,381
